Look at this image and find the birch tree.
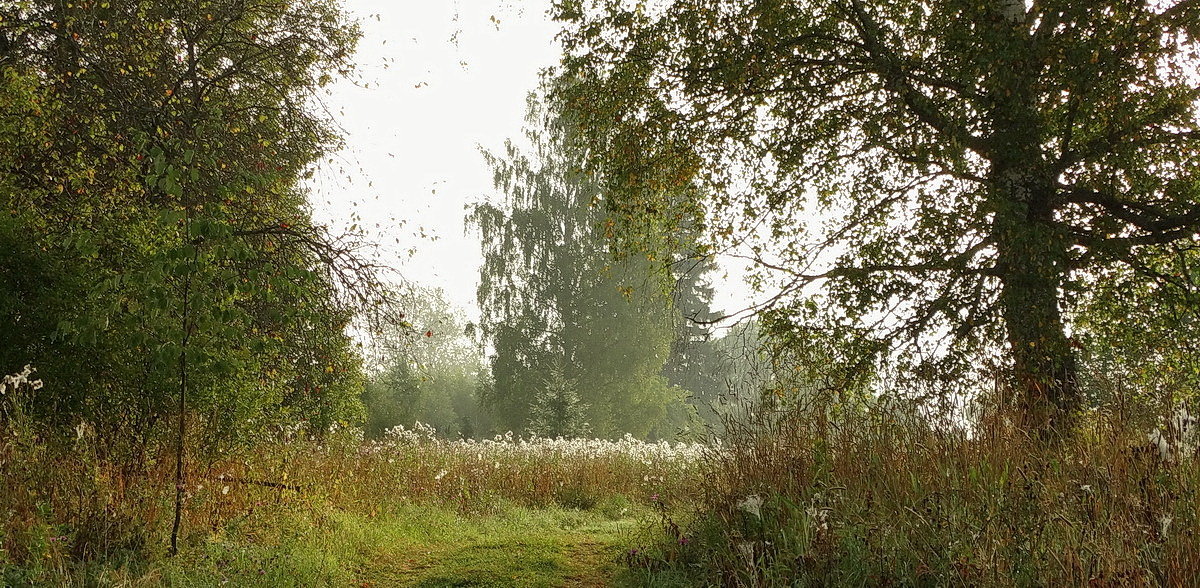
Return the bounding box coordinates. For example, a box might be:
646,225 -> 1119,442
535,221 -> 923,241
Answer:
553,0 -> 1200,431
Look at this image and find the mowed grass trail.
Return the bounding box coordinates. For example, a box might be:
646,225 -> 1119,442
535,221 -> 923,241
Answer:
353,505 -> 638,587
3,431 -> 704,586
144,502 -> 649,587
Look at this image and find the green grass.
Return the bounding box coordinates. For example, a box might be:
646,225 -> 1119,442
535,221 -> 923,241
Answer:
141,501 -> 647,587
1,426 -> 704,586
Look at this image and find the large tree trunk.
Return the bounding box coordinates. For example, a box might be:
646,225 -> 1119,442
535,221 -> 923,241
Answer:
985,4 -> 1080,434
993,197 -> 1080,433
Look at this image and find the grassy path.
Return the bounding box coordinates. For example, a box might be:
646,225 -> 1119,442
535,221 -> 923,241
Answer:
350,506 -> 641,587
130,502 -> 649,586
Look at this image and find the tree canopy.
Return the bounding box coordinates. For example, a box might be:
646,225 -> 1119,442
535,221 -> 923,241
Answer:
470,95 -> 694,438
362,286 -> 488,439
552,0 -> 1200,431
0,0 -> 375,447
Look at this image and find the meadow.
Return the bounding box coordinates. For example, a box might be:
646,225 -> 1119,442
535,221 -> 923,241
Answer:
7,386 -> 1200,586
6,0 -> 1200,585
0,408 -> 707,586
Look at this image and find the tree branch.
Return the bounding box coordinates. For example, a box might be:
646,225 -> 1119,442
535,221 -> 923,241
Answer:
839,0 -> 991,158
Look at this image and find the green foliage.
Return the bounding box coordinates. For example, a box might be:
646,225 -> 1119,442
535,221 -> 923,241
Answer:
1074,246 -> 1200,410
0,0 -> 369,447
528,365 -> 590,439
661,256 -> 725,424
470,93 -> 692,438
551,0 -> 1200,429
362,287 -> 487,438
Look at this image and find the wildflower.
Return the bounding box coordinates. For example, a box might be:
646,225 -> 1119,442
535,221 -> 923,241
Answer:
806,506 -> 830,531
678,536 -> 690,545
222,485 -> 230,495
737,494 -> 763,518
737,542 -> 755,561
434,469 -> 447,481
650,493 -> 660,502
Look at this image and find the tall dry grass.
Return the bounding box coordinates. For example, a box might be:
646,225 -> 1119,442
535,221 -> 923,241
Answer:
633,393 -> 1200,586
0,417 -> 704,581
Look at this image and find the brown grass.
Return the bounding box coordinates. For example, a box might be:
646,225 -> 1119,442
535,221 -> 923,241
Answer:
0,421 -> 701,579
641,397 -> 1200,586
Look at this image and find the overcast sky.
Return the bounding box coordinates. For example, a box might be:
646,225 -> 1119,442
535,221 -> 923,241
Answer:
311,1 -> 755,325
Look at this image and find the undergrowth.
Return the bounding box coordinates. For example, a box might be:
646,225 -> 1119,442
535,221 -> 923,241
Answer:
628,396 -> 1200,586
0,416 -> 702,585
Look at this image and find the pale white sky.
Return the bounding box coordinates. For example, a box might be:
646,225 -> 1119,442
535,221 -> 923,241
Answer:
311,0 -> 755,325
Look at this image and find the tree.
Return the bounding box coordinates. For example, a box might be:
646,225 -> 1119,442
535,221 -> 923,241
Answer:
0,0 -> 374,447
528,364 -> 591,438
662,254 -> 725,421
552,0 -> 1200,432
470,93 -> 690,438
362,287 -> 487,438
